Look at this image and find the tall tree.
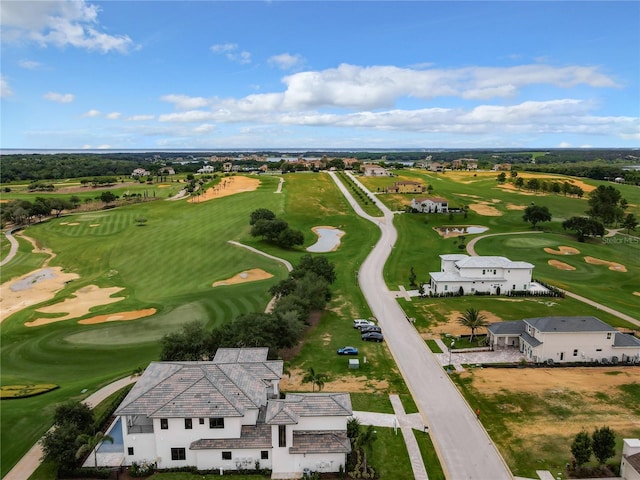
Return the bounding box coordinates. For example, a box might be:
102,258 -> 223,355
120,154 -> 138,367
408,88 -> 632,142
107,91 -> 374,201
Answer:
562,217 -> 605,242
457,308 -> 488,342
591,426 -> 616,465
76,432 -> 114,467
587,185 -> 626,226
302,367 -> 327,392
571,430 -> 592,467
622,213 -> 638,234
522,205 -> 552,229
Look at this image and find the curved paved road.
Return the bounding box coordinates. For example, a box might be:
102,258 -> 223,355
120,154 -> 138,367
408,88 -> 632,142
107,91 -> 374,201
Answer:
331,172 -> 512,480
1,226 -> 22,267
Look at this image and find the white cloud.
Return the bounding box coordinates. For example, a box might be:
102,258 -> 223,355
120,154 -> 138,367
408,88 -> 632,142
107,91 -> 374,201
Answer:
161,94 -> 209,110
210,42 -> 251,64
126,114 -> 155,121
83,109 -> 101,117
0,76 -> 14,98
193,124 -> 215,134
44,92 -> 75,103
106,112 -> 121,120
19,59 -> 44,69
557,142 -> 572,148
0,0 -> 135,53
268,53 -> 304,70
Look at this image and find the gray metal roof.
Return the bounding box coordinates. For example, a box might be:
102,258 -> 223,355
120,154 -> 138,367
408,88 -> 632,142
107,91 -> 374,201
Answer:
520,331 -> 542,348
524,316 -> 617,333
614,333 -> 640,347
289,430 -> 351,454
115,353 -> 283,418
487,320 -> 525,335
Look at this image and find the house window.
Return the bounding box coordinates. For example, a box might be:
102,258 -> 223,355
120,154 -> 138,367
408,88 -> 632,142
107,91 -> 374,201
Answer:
199,418 -> 205,425
606,332 -> 612,339
222,451 -> 232,460
261,450 -> 269,460
596,348 -> 602,352
444,285 -> 448,291
493,270 -> 496,275
185,418 -> 192,429
209,417 -> 224,429
171,448 -> 186,461
482,269 -> 486,275
278,425 -> 286,447
512,284 -> 516,290
128,447 -> 134,456
160,418 -> 168,430
573,349 -> 578,357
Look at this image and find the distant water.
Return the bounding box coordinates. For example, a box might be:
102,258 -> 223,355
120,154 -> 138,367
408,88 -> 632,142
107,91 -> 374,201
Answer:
307,228 -> 345,253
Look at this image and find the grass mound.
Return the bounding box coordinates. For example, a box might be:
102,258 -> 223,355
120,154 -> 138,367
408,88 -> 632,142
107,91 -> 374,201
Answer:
1,384 -> 59,399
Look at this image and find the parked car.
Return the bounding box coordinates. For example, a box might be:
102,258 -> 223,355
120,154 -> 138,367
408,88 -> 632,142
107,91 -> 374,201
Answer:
361,332 -> 384,342
354,319 -> 375,329
360,325 -> 382,334
337,346 -> 359,355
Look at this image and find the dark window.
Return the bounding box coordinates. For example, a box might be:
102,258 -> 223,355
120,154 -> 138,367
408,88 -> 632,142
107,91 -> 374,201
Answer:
127,447 -> 134,456
160,418 -> 168,430
209,417 -> 224,429
222,451 -> 232,460
185,418 -> 192,429
261,450 -> 269,460
278,425 -> 286,447
573,349 -> 578,357
199,418 -> 205,425
171,448 -> 186,461
596,348 -> 602,352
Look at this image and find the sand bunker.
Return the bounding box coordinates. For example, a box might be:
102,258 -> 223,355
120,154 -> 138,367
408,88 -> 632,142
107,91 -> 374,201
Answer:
1,267 -> 80,323
26,285 -> 126,327
78,308 -> 157,324
468,203 -> 502,216
584,256 -> 627,272
212,268 -> 273,287
634,292 -> 640,297
544,246 -> 580,255
506,204 -> 526,210
188,176 -> 260,203
548,259 -> 576,271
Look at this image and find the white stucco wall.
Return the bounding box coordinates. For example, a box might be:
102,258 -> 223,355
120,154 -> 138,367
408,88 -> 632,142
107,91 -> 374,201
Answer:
194,448 -> 272,471
533,331 -> 620,363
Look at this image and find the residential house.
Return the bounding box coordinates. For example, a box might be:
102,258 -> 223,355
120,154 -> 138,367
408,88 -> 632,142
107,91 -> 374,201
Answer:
427,162 -> 444,172
451,159 -> 464,170
159,166 -> 176,176
223,162 -> 233,173
466,160 -> 478,171
197,165 -> 216,174
386,181 -> 425,194
411,197 -> 449,213
487,316 -> 640,364
429,254 -> 534,295
361,164 -> 389,176
112,348 -> 351,477
493,163 -> 512,171
131,168 -> 151,177
622,439 -> 640,480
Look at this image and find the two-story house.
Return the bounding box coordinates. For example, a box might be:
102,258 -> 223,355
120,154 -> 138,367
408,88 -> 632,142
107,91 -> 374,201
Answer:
112,348 -> 351,477
411,197 -> 449,213
386,181 -> 425,194
487,316 -> 640,364
429,254 -> 534,295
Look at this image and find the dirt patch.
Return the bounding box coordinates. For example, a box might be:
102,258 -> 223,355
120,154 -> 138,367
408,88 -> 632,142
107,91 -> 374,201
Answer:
545,246 -> 580,255
78,308 -> 157,324
0,267 -> 80,323
212,268 -> 273,287
280,367 -> 390,393
506,203 -> 526,210
584,256 -> 627,272
424,310 -> 502,337
322,333 -> 332,346
468,203 -> 502,216
548,260 -> 576,271
26,285 -> 126,327
188,176 -> 260,203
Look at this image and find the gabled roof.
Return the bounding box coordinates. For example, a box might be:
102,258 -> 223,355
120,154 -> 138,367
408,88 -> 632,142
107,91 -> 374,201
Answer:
520,331 -> 542,348
115,354 -> 283,419
524,316 -> 617,333
190,424 -> 272,450
213,347 -> 269,363
440,254 -> 469,262
265,393 -> 352,425
487,320 -> 525,335
614,333 -> 640,347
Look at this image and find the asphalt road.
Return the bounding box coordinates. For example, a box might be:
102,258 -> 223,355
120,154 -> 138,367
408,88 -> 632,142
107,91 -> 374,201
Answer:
330,171 -> 513,480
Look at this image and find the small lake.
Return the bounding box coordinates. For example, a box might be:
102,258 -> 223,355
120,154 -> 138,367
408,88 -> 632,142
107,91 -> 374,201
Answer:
307,227 -> 345,253
435,226 -> 488,237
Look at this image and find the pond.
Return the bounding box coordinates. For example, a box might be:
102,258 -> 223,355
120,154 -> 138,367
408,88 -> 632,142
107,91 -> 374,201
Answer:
434,226 -> 488,238
307,226 -> 345,253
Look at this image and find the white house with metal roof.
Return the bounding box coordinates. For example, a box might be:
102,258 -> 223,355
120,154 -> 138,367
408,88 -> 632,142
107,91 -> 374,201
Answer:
411,197 -> 449,213
112,348 -> 351,477
429,254 -> 534,295
487,316 -> 640,364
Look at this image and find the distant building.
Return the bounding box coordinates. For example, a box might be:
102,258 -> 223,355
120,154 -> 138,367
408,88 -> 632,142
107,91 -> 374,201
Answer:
361,164 -> 389,176
131,168 -> 150,177
427,162 -> 444,172
411,197 -> 449,213
493,163 -> 512,171
386,181 -> 425,194
197,165 -> 215,174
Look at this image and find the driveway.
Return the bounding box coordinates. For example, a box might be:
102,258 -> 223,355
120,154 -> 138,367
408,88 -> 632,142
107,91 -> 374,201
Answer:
330,172 -> 513,479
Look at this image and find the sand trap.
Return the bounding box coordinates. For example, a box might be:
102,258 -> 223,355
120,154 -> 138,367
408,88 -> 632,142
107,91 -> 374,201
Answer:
212,268 -> 273,287
544,246 -> 580,255
469,203 -> 502,216
1,267 -> 80,323
634,292 -> 640,297
584,256 -> 627,272
506,204 -> 526,210
67,222 -> 80,226
548,259 -> 576,271
78,308 -> 157,324
89,224 -> 100,227
158,184 -> 170,188
188,176 -> 260,203
307,226 -> 345,252
26,285 -> 126,327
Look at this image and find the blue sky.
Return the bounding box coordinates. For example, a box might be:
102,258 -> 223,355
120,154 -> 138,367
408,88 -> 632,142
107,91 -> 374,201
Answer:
1,1 -> 638,150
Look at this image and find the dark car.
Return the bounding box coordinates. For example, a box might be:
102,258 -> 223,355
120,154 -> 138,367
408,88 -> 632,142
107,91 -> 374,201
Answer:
361,332 -> 384,342
337,346 -> 359,355
360,325 -> 382,334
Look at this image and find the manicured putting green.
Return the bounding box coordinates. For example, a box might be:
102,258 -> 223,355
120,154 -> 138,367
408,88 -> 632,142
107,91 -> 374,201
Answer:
502,236 -> 558,248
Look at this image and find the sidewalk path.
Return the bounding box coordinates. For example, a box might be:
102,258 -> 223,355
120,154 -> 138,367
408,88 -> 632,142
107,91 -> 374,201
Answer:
4,376 -> 138,480
466,232 -> 639,326
1,226 -> 22,267
227,240 -> 293,272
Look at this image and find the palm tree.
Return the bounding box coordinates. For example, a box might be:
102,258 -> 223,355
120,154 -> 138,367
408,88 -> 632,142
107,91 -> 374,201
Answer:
457,308 -> 488,343
76,431 -> 113,467
301,366 -> 327,392
356,425 -> 377,474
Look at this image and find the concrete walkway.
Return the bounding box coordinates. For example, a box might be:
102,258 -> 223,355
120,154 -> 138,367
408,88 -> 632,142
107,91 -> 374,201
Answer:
1,226 -> 22,267
4,376 -> 138,480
